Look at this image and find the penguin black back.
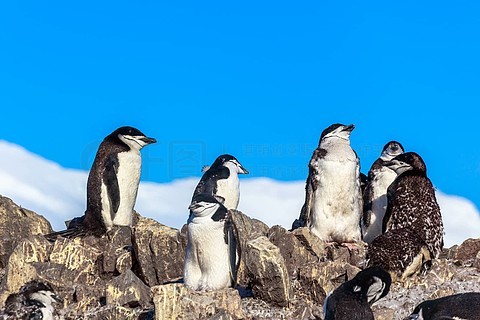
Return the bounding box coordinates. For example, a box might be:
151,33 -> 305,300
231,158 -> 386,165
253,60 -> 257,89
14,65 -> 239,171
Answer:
407,292 -> 480,320
324,266 -> 391,320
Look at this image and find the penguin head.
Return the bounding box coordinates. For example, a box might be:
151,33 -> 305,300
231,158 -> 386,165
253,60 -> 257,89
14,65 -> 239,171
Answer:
349,266 -> 391,305
10,280 -> 63,307
319,123 -> 355,143
112,126 -> 157,151
188,194 -> 228,221
380,141 -> 405,161
211,154 -> 249,174
22,280 -> 62,303
385,152 -> 427,175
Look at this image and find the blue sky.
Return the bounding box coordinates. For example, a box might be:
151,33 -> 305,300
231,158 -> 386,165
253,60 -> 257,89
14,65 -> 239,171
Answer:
1,2 -> 479,209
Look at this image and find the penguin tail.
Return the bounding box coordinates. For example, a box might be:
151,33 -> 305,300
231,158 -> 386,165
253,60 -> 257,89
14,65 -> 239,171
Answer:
43,227 -> 88,242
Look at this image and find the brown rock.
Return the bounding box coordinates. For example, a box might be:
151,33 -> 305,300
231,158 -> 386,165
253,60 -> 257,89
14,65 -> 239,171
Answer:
151,283 -> 244,320
0,195 -> 53,268
291,227 -> 327,260
106,269 -> 151,308
454,238 -> 480,266
230,210 -> 269,286
267,225 -> 317,278
102,227 -> 134,275
49,237 -> 102,285
372,306 -> 395,320
245,236 -> 291,307
475,250 -> 480,270
133,217 -> 185,286
71,283 -> 106,313
4,235 -> 52,293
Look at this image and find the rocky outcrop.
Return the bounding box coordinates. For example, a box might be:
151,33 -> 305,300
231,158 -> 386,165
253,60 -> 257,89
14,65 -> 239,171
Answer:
0,197 -> 479,319
152,284 -> 244,320
133,217 -> 185,286
0,195 -> 52,268
245,236 -> 291,307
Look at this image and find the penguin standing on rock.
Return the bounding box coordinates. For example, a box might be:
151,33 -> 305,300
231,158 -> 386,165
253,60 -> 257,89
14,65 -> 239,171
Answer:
323,266 -> 391,320
382,152 -> 444,258
367,152 -> 443,281
406,292 -> 480,320
45,126 -> 156,239
184,194 -> 239,291
3,280 -> 62,320
293,123 -> 362,247
362,141 -> 404,243
192,154 -> 249,210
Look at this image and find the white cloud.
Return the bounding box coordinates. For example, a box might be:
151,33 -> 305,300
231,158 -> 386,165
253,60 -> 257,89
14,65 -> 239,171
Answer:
0,140 -> 478,248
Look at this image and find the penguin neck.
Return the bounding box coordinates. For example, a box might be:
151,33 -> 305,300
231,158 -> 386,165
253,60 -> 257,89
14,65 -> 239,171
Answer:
222,162 -> 239,178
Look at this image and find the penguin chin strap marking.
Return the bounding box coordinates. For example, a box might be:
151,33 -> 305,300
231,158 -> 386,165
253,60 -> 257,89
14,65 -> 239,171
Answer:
324,132 -> 349,142
119,134 -> 144,148
367,276 -> 385,304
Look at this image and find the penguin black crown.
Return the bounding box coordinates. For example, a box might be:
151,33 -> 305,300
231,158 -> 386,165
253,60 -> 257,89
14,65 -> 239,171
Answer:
46,126 -> 156,239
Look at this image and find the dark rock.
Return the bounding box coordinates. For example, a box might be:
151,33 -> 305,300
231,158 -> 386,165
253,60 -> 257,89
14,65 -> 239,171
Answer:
453,238 -> 480,266
102,227 -> 133,275
0,195 -> 53,268
133,217 -> 185,286
291,227 -> 327,261
245,236 -> 291,307
230,210 -> 269,286
106,269 -> 151,308
267,225 -> 317,278
151,283 -> 245,320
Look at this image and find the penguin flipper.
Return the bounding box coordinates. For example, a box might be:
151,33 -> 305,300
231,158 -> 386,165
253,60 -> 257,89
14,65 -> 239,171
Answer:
295,168 -> 315,230
103,155 -> 121,218
225,210 -> 240,287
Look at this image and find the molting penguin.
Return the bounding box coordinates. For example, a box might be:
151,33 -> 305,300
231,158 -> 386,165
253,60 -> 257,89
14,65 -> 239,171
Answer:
323,266 -> 391,320
367,152 -> 443,281
45,126 -> 156,239
184,194 -> 239,291
293,123 -> 362,246
367,228 -> 431,282
362,141 -> 404,243
3,280 -> 62,320
192,154 -> 248,210
382,152 -> 444,259
406,292 -> 480,320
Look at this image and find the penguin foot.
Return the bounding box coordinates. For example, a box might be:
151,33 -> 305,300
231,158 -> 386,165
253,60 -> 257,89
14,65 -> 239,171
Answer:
340,242 -> 360,251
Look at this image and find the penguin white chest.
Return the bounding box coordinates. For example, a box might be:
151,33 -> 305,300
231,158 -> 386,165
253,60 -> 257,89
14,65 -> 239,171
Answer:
216,172 -> 240,210
311,159 -> 361,242
110,150 -> 141,227
184,217 -> 232,290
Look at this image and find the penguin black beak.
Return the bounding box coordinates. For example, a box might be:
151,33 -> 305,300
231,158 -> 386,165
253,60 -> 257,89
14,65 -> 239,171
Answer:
140,137 -> 157,144
343,124 -> 355,132
54,294 -> 64,304
239,164 -> 249,174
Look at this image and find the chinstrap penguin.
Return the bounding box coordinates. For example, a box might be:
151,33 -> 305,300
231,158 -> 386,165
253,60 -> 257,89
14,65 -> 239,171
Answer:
367,152 -> 443,281
405,292 -> 480,320
362,141 -> 404,243
184,194 -> 239,291
3,280 -> 62,320
367,228 -> 431,282
293,123 -> 362,246
323,266 -> 391,320
192,154 -> 248,210
45,126 -> 156,239
382,152 -> 444,259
